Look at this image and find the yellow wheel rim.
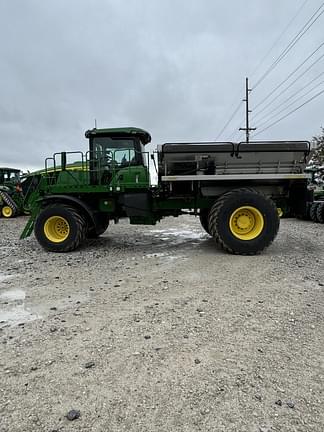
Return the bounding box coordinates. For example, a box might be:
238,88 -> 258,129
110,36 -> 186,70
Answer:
229,206 -> 264,240
2,206 -> 13,218
44,216 -> 70,243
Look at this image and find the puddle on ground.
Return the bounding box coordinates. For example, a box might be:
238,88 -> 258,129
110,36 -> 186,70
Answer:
148,227 -> 207,244
0,275 -> 39,327
143,252 -> 168,258
142,252 -> 188,261
0,288 -> 25,301
0,273 -> 13,283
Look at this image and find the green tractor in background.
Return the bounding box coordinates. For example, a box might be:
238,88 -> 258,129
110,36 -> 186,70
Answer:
305,166 -> 324,223
0,167 -> 25,218
0,163 -> 85,219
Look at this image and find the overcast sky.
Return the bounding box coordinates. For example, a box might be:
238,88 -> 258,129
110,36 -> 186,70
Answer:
0,0 -> 323,171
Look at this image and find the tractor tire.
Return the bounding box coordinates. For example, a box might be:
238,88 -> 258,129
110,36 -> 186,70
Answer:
34,204 -> 87,252
309,202 -> 320,222
316,202 -> 324,223
199,209 -> 211,235
208,188 -> 280,255
0,191 -> 18,218
87,215 -> 110,238
2,205 -> 15,218
305,202 -> 312,220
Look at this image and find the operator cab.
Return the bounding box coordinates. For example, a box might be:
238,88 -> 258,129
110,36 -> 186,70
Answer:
0,168 -> 21,186
85,127 -> 151,185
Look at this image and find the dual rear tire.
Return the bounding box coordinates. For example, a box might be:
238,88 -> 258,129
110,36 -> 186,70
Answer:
309,201 -> 324,223
200,188 -> 280,255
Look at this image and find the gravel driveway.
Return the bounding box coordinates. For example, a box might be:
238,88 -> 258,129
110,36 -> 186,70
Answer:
0,215 -> 323,432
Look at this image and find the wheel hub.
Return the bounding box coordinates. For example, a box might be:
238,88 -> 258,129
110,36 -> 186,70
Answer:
2,206 -> 13,218
236,214 -> 252,230
229,206 -> 264,240
44,216 -> 70,243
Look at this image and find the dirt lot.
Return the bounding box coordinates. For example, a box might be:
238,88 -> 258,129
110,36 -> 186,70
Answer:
0,215 -> 323,432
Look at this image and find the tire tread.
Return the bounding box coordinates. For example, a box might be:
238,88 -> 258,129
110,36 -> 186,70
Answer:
208,188 -> 279,255
316,202 -> 324,223
310,202 -> 320,222
35,204 -> 86,252
0,191 -> 18,217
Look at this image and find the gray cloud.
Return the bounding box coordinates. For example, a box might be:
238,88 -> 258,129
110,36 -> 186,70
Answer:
0,0 -> 323,171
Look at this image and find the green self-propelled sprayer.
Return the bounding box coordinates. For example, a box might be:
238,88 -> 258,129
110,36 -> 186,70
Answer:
21,127 -> 312,255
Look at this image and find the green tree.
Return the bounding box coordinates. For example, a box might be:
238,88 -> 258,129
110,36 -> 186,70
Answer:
310,127 -> 324,167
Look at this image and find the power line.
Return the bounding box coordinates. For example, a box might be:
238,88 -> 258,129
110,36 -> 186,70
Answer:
252,52 -> 324,120
251,0 -> 310,78
216,1 -> 322,140
226,102 -> 245,140
253,42 -> 324,113
256,79 -> 324,129
254,71 -> 324,124
215,100 -> 242,140
253,2 -> 324,89
253,88 -> 324,137
227,124 -> 242,141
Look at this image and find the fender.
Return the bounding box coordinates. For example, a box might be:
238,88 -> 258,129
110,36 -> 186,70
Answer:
39,194 -> 96,228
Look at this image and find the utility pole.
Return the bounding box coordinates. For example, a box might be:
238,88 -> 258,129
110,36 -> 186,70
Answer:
239,77 -> 256,142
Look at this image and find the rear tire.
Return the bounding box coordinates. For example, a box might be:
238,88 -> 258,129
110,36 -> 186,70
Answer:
305,202 -> 312,220
208,188 -> 280,255
87,215 -> 110,238
34,204 -> 86,252
199,209 -> 211,235
316,202 -> 324,223
310,202 -> 320,222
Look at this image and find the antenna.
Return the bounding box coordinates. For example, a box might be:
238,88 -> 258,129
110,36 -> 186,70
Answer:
239,77 -> 256,142
94,118 -> 97,129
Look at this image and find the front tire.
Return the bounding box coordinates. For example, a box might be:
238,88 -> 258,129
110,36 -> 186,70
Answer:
34,204 -> 86,252
208,188 -> 280,255
2,205 -> 15,218
0,191 -> 18,218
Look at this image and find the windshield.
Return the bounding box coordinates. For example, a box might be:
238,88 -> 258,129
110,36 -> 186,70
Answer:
0,170 -> 20,183
93,137 -> 136,166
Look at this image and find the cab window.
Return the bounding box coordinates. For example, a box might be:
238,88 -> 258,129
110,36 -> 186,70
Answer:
93,137 -> 137,166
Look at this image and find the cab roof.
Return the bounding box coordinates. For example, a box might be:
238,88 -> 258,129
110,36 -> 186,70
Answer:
85,127 -> 151,144
0,167 -> 20,172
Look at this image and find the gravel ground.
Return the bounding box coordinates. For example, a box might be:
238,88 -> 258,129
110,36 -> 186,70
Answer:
0,215 -> 323,432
